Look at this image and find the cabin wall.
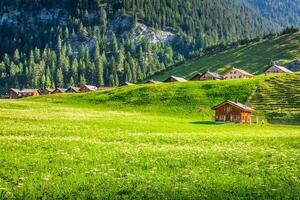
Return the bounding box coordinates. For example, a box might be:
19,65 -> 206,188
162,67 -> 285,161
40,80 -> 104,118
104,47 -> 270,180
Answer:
7,91 -> 18,99
80,87 -> 91,93
200,74 -> 217,80
224,70 -> 252,79
265,66 -> 285,74
214,103 -> 253,124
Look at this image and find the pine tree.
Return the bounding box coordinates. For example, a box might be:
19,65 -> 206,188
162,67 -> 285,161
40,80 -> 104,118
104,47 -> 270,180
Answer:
56,68 -> 64,88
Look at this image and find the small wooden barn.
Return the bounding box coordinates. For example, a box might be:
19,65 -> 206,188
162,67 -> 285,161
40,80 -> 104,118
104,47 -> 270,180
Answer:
7,88 -> 21,99
191,71 -> 222,81
264,64 -> 293,74
164,76 -> 187,83
66,87 -> 80,93
52,88 -> 67,94
80,85 -> 98,92
121,82 -> 135,86
40,88 -> 54,95
224,68 -> 254,80
19,89 -> 40,97
146,80 -> 162,84
212,100 -> 253,124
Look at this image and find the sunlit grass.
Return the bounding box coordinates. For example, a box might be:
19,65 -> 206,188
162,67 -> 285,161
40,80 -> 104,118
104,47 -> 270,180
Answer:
0,78 -> 300,199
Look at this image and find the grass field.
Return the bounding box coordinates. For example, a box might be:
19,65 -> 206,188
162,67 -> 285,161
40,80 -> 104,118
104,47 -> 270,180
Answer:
152,32 -> 300,81
1,79 -> 300,199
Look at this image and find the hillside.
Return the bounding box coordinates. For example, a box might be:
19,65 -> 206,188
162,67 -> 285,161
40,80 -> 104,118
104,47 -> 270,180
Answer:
0,0 -> 280,94
242,0 -> 300,27
249,73 -> 300,124
151,32 -> 300,81
29,73 -> 300,124
31,78 -> 261,119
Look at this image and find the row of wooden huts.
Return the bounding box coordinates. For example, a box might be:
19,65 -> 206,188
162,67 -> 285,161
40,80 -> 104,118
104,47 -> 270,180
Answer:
6,85 -> 109,99
147,63 -> 296,84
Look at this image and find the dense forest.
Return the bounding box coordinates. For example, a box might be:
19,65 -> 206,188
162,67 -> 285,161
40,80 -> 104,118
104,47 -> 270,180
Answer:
0,0 -> 283,93
243,0 -> 300,27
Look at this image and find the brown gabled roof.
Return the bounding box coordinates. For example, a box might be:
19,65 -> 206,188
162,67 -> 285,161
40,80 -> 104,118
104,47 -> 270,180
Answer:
191,73 -> 203,80
20,89 -> 40,94
164,76 -> 188,82
212,100 -> 254,112
41,88 -> 54,93
146,80 -> 162,84
66,86 -> 80,93
121,82 -> 135,86
264,64 -> 293,73
53,88 -> 67,93
192,71 -> 222,80
8,88 -> 21,94
81,85 -> 98,91
228,68 -> 254,77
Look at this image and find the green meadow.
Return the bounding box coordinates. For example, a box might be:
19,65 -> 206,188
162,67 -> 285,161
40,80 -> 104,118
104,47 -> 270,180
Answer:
152,32 -> 300,81
1,79 -> 300,199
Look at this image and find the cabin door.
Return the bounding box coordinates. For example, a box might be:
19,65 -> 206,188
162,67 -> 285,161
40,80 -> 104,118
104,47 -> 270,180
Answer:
225,115 -> 231,122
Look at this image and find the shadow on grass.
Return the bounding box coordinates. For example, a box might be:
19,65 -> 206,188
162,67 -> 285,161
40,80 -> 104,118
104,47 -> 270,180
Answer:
190,121 -> 223,125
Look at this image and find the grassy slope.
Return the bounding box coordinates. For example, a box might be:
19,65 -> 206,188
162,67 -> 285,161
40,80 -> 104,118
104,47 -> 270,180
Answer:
152,32 -> 300,81
30,78 -> 261,120
1,78 -> 300,199
249,73 -> 300,124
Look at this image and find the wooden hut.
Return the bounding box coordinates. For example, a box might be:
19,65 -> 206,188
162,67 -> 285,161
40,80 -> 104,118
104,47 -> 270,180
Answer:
79,85 -> 98,92
146,80 -> 162,84
264,64 -> 293,74
191,71 -> 222,81
6,88 -> 21,99
19,89 -> 40,97
164,76 -> 187,83
121,82 -> 135,86
66,87 -> 80,93
40,88 -> 54,95
52,88 -> 67,94
212,100 -> 253,124
224,68 -> 254,80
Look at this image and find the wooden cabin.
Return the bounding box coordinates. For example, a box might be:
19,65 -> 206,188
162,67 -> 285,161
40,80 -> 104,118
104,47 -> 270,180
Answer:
52,88 -> 67,94
121,82 -> 135,86
40,88 -> 54,95
264,64 -> 293,74
7,88 -> 21,99
146,80 -> 162,84
212,100 -> 253,124
98,87 -> 113,91
79,85 -> 98,92
66,86 -> 80,93
164,76 -> 187,83
224,68 -> 254,80
19,89 -> 40,97
191,71 -> 222,81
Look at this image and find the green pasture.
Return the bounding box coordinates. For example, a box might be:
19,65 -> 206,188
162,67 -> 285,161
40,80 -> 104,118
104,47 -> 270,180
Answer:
0,77 -> 300,199
152,32 -> 300,81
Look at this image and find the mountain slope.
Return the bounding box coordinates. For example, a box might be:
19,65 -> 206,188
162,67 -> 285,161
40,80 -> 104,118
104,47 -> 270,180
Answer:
151,32 -> 300,81
242,0 -> 300,27
0,0 -> 280,93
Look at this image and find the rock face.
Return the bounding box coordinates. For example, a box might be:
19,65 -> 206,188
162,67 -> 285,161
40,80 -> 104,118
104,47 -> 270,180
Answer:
0,8 -> 68,26
109,15 -> 176,45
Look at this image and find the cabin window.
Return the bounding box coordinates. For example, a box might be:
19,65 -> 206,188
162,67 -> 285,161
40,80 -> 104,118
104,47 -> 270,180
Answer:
226,106 -> 232,113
